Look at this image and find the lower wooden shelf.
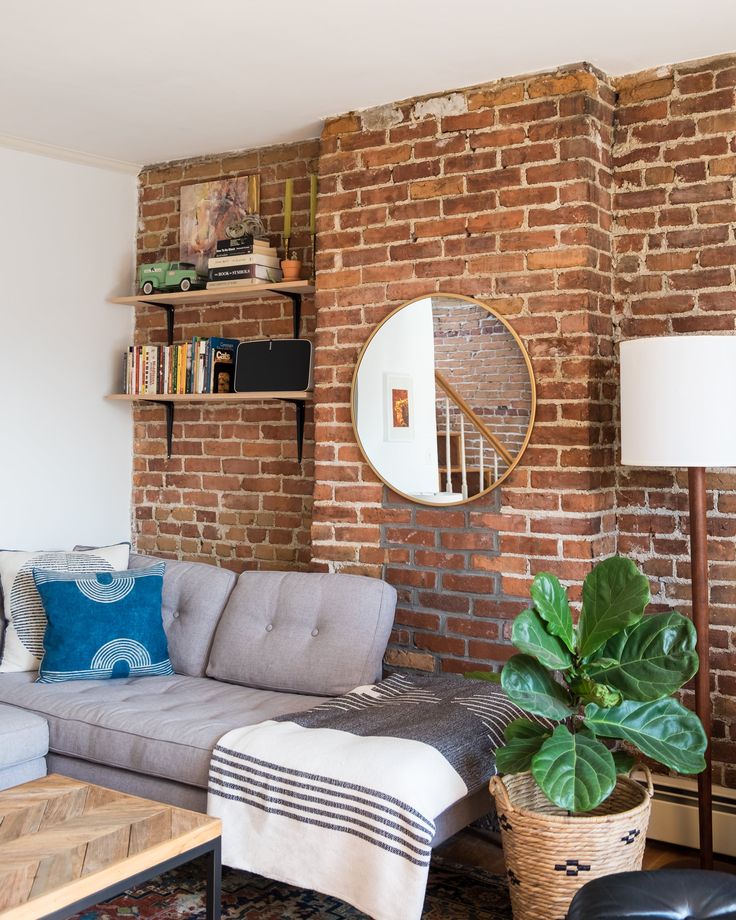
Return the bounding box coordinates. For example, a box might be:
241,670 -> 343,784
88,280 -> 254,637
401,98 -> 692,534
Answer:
107,392 -> 312,461
106,392 -> 312,403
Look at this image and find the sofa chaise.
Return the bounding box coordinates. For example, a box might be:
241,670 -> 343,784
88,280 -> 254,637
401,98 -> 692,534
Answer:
0,553 -> 493,845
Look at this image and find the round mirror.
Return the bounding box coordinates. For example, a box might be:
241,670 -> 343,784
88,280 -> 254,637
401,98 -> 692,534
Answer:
352,293 -> 536,506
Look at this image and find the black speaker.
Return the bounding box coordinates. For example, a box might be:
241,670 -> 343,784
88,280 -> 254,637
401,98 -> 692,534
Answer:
234,339 -> 313,392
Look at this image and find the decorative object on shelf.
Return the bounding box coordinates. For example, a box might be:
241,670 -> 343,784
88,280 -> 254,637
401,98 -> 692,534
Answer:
475,555 -> 706,920
309,173 -> 317,281
180,176 -> 259,274
280,252 -> 301,281
224,213 -> 267,240
208,235 -> 282,288
138,261 -> 206,295
234,339 -> 313,393
282,177 -> 293,260
123,336 -> 239,396
351,292 -> 535,506
619,334 -> 736,870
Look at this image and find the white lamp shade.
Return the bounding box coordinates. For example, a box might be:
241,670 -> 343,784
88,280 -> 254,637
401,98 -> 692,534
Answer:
620,335 -> 736,468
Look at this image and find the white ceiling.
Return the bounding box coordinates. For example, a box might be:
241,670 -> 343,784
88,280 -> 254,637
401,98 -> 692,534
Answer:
2,0 -> 735,171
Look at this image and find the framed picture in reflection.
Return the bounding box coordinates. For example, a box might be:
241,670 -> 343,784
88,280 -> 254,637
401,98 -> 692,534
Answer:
384,373 -> 414,442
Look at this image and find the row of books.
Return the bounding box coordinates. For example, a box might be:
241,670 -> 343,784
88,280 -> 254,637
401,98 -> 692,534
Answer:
206,236 -> 283,289
123,337 -> 239,395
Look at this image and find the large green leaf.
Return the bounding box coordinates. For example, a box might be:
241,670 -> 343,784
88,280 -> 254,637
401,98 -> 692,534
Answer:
584,698 -> 707,774
530,572 -> 575,652
578,557 -> 650,658
512,609 -> 573,670
496,720 -> 550,773
531,725 -> 617,812
587,611 -> 698,701
501,655 -> 575,720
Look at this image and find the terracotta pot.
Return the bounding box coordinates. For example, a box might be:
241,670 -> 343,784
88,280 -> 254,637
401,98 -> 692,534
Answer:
281,259 -> 302,281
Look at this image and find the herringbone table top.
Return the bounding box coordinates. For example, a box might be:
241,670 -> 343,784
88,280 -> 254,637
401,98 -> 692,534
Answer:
0,774 -> 220,919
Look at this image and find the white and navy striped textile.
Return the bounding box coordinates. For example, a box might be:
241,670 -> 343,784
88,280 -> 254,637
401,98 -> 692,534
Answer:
208,673 -> 536,920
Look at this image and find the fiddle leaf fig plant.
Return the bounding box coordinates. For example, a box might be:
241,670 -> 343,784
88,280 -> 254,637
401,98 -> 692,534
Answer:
490,556 -> 707,813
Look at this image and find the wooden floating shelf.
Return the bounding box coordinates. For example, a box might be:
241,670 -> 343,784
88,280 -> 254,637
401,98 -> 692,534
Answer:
106,392 -> 312,403
109,279 -> 314,307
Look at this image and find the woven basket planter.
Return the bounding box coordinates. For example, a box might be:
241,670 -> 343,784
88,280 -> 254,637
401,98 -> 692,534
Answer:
489,768 -> 653,920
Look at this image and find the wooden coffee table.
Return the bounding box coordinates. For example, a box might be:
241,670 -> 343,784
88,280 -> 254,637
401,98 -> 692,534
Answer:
0,774 -> 221,920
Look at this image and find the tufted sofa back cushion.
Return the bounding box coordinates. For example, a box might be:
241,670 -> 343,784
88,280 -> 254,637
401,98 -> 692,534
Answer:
206,571 -> 397,696
128,553 -> 236,677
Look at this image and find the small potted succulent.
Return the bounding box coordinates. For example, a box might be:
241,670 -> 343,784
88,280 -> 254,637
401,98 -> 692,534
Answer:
480,556 -> 707,920
280,249 -> 302,281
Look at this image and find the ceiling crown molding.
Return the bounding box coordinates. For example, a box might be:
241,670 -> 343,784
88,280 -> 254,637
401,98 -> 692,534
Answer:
0,132 -> 140,175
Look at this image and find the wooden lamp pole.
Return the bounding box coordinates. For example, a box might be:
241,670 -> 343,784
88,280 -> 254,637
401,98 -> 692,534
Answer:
688,466 -> 713,870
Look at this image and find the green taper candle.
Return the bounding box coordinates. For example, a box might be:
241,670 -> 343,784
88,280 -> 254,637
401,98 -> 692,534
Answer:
283,178 -> 293,241
309,174 -> 317,235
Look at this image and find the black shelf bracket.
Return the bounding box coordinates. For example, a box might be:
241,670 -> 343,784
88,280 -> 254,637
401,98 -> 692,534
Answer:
153,400 -> 174,458
141,293 -> 302,341
284,399 -> 306,463
276,292 -> 302,338
141,301 -> 175,346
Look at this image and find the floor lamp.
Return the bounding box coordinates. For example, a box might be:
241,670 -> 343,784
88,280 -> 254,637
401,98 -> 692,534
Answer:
619,335 -> 736,871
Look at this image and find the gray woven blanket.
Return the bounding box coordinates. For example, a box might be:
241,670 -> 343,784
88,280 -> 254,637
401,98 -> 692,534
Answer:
208,673 -> 531,920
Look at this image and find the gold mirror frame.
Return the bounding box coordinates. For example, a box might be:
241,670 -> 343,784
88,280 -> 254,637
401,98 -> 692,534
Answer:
350,292 -> 537,507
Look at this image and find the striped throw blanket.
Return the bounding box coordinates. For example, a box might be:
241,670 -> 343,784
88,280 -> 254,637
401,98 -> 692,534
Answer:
207,674 -> 533,920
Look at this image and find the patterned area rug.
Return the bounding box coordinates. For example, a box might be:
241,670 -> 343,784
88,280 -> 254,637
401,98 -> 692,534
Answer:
73,855 -> 512,919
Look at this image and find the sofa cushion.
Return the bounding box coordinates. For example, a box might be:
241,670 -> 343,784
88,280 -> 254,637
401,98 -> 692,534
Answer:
34,563 -> 172,684
0,702 -> 49,768
0,671 -> 324,789
0,544 -> 130,673
206,571 -> 397,695
127,553 -> 236,677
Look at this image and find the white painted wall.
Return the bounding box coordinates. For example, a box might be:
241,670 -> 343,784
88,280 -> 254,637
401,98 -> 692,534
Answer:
0,148 -> 136,550
355,298 -> 440,497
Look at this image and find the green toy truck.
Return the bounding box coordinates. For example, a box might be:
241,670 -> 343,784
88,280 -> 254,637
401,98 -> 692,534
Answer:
138,261 -> 206,295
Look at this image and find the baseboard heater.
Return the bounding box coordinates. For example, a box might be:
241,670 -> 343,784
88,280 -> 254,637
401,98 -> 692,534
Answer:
646,773 -> 736,857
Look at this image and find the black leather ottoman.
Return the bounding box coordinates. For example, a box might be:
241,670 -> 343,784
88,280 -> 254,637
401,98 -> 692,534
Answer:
567,870 -> 736,919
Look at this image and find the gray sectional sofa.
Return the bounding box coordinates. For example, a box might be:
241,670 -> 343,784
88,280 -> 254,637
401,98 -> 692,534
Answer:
0,553 -> 492,844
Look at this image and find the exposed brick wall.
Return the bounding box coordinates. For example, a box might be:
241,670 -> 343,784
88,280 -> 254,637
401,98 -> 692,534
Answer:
132,142 -> 319,571
130,52 -> 735,788
310,66 -> 618,677
612,53 -> 736,786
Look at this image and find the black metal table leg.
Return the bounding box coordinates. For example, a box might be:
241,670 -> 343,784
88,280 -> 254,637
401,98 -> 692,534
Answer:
205,837 -> 222,920
41,837 -> 222,920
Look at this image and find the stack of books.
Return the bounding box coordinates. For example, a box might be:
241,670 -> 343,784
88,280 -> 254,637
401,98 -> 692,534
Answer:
206,235 -> 283,289
123,337 -> 239,395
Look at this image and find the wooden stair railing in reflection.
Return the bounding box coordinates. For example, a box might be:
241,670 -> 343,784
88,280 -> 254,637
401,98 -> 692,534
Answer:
434,370 -> 513,465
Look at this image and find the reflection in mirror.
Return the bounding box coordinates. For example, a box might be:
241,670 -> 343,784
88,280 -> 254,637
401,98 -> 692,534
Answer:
352,294 -> 535,506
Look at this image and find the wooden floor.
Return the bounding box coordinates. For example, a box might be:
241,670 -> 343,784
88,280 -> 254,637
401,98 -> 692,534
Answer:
437,828 -> 736,875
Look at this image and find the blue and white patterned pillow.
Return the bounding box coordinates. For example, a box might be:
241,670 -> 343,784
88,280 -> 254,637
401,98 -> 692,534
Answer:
32,563 -> 173,684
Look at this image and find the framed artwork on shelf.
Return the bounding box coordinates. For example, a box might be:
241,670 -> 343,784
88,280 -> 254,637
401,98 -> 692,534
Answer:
384,373 -> 414,442
180,176 -> 259,273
